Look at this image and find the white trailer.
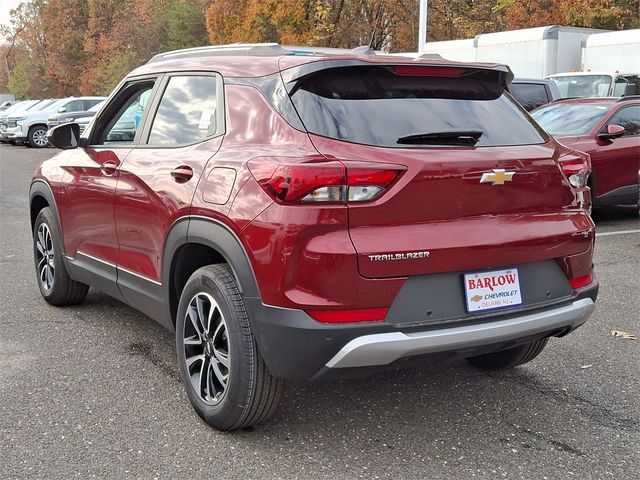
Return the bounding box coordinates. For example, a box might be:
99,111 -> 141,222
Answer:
474,26 -> 604,78
582,29 -> 640,72
421,38 -> 475,62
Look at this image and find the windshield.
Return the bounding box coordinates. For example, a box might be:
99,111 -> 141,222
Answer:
549,75 -> 613,98
531,104 -> 610,136
290,66 -> 546,148
32,99 -> 58,111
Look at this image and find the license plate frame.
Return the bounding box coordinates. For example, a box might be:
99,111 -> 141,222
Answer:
464,268 -> 523,313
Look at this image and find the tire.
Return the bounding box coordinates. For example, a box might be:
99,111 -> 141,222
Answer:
27,125 -> 49,148
176,264 -> 284,431
466,338 -> 549,371
33,207 -> 89,306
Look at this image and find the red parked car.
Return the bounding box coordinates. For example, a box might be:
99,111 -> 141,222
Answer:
31,44 -> 597,430
532,97 -> 640,211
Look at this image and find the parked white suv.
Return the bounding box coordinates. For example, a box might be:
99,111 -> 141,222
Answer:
6,96 -> 103,147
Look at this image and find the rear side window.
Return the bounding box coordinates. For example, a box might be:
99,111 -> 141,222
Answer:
85,99 -> 103,109
62,100 -> 85,113
148,75 -> 218,146
509,83 -> 550,111
289,66 -> 546,148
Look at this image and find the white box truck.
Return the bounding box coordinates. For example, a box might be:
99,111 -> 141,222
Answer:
582,29 -> 640,72
421,38 -> 475,62
546,30 -> 640,98
413,26 -> 605,77
474,26 -> 604,77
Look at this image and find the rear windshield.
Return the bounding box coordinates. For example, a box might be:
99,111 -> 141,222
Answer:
289,66 -> 546,148
531,104 -> 610,136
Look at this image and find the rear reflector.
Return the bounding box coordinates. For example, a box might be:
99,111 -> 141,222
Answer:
569,272 -> 593,289
390,66 -> 467,77
306,308 -> 388,323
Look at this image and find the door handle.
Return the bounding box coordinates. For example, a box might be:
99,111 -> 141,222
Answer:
100,161 -> 117,177
171,166 -> 194,183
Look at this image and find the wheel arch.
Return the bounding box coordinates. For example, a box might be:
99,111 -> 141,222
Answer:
29,181 -> 63,251
162,216 -> 261,328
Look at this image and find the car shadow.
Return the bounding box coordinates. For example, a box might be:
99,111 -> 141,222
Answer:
64,288 -> 640,469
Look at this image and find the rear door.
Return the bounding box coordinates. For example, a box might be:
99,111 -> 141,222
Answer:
289,64 -> 592,279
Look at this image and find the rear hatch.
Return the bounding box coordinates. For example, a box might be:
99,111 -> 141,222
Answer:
286,61 -> 593,279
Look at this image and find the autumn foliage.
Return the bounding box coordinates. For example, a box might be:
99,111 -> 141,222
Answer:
2,0 -> 639,99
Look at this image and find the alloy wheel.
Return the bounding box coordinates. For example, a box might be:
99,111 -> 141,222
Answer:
32,129 -> 48,147
36,223 -> 55,291
183,292 -> 230,405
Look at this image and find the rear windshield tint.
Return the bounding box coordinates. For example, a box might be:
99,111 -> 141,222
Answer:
289,66 -> 546,148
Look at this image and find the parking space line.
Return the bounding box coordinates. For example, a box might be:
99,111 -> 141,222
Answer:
595,229 -> 640,237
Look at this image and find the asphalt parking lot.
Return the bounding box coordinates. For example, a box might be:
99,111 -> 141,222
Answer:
1,144 -> 638,480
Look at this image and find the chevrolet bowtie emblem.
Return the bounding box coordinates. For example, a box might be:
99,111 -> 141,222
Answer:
480,168 -> 515,185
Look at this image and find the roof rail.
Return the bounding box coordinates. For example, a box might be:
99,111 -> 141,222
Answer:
147,43 -> 291,63
147,43 -> 376,64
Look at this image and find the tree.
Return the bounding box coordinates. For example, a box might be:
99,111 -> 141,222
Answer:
160,0 -> 210,51
42,0 -> 89,95
493,0 -> 638,31
2,0 -> 53,98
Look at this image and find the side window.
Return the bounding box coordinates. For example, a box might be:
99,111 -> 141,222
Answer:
62,99 -> 85,113
148,75 -> 218,146
84,99 -> 102,110
607,105 -> 640,137
95,83 -> 154,145
509,83 -> 550,111
613,76 -> 640,96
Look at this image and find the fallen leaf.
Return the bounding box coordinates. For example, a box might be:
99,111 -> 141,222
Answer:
580,364 -> 593,369
610,330 -> 636,340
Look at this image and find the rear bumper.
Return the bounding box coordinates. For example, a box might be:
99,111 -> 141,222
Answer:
325,297 -> 594,369
245,281 -> 598,380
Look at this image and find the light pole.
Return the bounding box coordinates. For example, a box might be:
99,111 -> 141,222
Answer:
418,0 -> 428,53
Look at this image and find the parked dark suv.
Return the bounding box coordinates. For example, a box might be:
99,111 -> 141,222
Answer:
32,44 -> 598,431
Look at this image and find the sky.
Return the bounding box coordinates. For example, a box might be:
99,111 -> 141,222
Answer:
1,0 -> 22,31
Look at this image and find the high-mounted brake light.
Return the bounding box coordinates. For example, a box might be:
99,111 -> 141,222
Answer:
306,308 -> 388,323
248,159 -> 404,204
559,154 -> 591,188
390,66 -> 467,77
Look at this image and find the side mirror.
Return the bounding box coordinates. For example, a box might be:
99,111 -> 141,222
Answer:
48,123 -> 81,149
598,124 -> 625,141
58,106 -> 67,113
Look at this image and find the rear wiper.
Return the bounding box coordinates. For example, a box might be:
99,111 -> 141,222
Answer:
397,130 -> 483,146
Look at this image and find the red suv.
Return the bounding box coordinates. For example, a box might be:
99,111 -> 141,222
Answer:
532,97 -> 640,212
32,44 -> 598,431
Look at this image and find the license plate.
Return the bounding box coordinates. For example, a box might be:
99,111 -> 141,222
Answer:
464,268 -> 522,313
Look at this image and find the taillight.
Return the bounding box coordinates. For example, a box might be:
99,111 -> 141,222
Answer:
306,308 -> 388,323
248,159 -> 404,204
559,153 -> 591,188
569,272 -> 593,290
